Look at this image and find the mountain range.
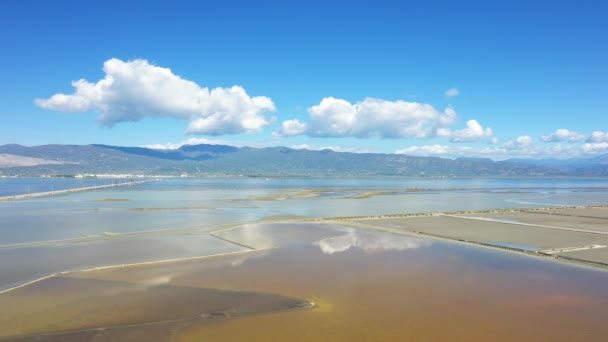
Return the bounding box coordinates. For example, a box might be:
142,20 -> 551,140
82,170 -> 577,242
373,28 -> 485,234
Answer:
0,143 -> 606,177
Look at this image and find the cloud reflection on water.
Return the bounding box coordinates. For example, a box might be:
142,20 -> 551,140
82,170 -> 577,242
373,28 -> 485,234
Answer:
102,249 -> 270,295
314,230 -> 432,255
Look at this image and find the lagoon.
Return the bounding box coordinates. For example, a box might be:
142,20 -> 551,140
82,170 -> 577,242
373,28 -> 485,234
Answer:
1,178 -> 608,341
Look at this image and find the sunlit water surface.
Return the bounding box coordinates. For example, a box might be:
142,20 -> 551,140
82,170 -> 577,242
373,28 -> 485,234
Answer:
2,229 -> 607,341
1,178 -> 608,340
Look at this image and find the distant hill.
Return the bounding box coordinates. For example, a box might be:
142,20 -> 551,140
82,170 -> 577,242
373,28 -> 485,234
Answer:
0,153 -> 69,168
506,154 -> 608,176
0,143 -> 605,177
592,153 -> 608,165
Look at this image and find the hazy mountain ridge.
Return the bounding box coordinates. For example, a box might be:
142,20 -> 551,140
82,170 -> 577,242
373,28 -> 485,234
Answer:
506,155 -> 608,176
0,153 -> 70,168
0,143 -> 605,177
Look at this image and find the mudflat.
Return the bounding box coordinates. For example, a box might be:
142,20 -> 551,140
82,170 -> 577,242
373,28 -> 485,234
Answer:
0,272 -> 310,341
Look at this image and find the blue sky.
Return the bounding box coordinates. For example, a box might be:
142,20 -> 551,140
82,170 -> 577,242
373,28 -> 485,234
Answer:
1,0 -> 607,159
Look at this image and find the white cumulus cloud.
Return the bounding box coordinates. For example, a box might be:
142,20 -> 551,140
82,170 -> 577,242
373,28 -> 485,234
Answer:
582,142 -> 608,154
395,138 -> 603,160
35,58 -> 276,135
395,144 -> 459,156
503,135 -> 534,150
143,137 -> 280,150
143,138 -> 235,150
278,119 -> 308,136
587,131 -> 608,143
541,129 -> 586,143
276,97 -> 475,139
439,119 -> 493,142
445,87 -> 459,98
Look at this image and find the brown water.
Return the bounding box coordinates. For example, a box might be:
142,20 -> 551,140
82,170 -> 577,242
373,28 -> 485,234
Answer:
3,229 -> 607,341
175,243 -> 608,341
0,263 -> 309,341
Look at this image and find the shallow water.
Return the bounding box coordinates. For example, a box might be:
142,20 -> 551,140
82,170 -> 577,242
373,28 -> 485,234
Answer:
2,186 -> 607,245
0,178 -> 121,197
129,177 -> 608,191
0,208 -> 237,245
6,230 -> 606,341
0,275 -> 308,340
212,223 -> 350,249
1,179 -> 608,340
0,234 -> 245,291
170,241 -> 608,341
4,177 -> 608,197
361,216 -> 608,250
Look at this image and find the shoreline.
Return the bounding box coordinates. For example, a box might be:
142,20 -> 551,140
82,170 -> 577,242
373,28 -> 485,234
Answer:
0,179 -> 155,202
